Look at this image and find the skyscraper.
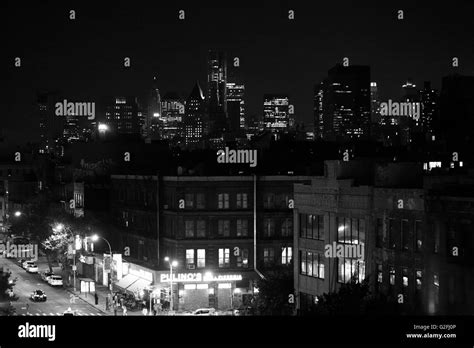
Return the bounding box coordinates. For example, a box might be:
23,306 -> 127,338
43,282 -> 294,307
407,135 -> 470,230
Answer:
263,95 -> 290,133
160,92 -> 185,141
207,50 -> 227,135
147,76 -> 162,140
184,82 -> 206,146
316,65 -> 371,141
226,82 -> 245,133
104,97 -> 140,135
37,91 -> 63,154
419,81 -> 439,136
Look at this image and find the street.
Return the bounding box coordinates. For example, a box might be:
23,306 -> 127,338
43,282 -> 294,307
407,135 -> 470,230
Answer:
0,257 -> 104,316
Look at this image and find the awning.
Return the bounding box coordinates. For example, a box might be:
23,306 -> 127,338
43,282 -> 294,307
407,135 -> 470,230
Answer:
115,274 -> 139,291
127,277 -> 151,295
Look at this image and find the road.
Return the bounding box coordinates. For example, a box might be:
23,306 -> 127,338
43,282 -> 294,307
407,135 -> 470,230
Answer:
0,257 -> 104,316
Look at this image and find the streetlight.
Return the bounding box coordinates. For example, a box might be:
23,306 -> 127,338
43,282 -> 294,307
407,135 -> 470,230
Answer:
90,234 -> 114,294
14,211 -> 22,217
164,257 -> 178,313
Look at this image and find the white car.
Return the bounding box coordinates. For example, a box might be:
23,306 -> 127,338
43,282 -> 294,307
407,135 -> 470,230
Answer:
26,263 -> 39,273
192,308 -> 216,316
63,307 -> 75,316
22,260 -> 33,269
48,275 -> 63,287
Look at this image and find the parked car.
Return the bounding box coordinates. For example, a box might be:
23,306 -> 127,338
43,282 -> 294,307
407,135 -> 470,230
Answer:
48,275 -> 63,287
63,307 -> 75,316
192,308 -> 216,316
18,259 -> 26,267
30,290 -> 47,302
26,263 -> 39,274
41,271 -> 55,282
22,260 -> 34,269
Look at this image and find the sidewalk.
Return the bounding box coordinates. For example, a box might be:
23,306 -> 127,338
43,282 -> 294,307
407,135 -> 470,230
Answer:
65,285 -> 146,316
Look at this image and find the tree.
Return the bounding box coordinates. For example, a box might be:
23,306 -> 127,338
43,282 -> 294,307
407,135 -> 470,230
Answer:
0,271 -> 16,301
254,266 -> 294,315
305,277 -> 399,316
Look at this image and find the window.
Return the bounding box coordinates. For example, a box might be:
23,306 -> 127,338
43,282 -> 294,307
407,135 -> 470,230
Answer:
281,247 -> 292,265
299,214 -> 324,240
299,250 -> 324,279
281,218 -> 293,237
237,248 -> 249,268
196,193 -> 205,209
264,219 -> 275,237
236,219 -> 248,237
185,220 -> 194,238
218,220 -> 230,237
377,264 -> 383,284
218,248 -> 230,268
186,249 -> 195,266
197,249 -> 206,268
263,248 -> 274,265
388,219 -> 397,249
337,259 -> 365,283
376,218 -> 384,248
401,219 -> 410,251
196,220 -> 206,238
389,266 -> 395,286
218,193 -> 229,209
415,220 -> 422,252
185,193 -> 194,208
264,194 -> 275,208
236,193 -> 248,209
337,217 -> 365,245
402,267 -> 409,287
415,270 -> 423,291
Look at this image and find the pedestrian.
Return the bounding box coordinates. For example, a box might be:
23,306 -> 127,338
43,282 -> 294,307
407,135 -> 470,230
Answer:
142,307 -> 148,316
26,303 -> 29,315
113,304 -> 117,316
94,292 -> 99,305
123,306 -> 127,316
105,297 -> 109,311
120,297 -> 124,308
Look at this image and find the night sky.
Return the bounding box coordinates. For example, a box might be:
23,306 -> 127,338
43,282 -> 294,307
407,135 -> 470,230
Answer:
4,0 -> 474,143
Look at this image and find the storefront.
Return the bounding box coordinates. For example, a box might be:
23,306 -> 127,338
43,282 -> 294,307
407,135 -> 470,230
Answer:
155,271 -> 257,311
114,263 -> 156,299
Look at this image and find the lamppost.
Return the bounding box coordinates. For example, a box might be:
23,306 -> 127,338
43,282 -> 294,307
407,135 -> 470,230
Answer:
91,234 -> 114,294
164,257 -> 178,313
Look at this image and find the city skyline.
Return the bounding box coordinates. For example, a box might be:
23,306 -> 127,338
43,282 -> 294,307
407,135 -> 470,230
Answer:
4,0 -> 474,143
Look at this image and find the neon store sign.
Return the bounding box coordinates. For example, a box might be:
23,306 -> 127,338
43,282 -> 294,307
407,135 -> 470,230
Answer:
160,272 -> 242,283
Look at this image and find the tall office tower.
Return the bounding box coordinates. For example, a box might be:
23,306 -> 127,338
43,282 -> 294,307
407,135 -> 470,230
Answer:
160,92 -> 185,140
62,113 -> 80,143
313,81 -> 325,139
317,64 -> 371,141
104,97 -> 140,135
419,81 -> 439,135
207,50 -> 227,135
439,74 -> 474,147
147,76 -> 162,140
402,79 -> 419,102
226,82 -> 245,133
184,82 -> 207,145
370,82 -> 381,124
37,91 -> 64,153
263,95 -> 290,133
